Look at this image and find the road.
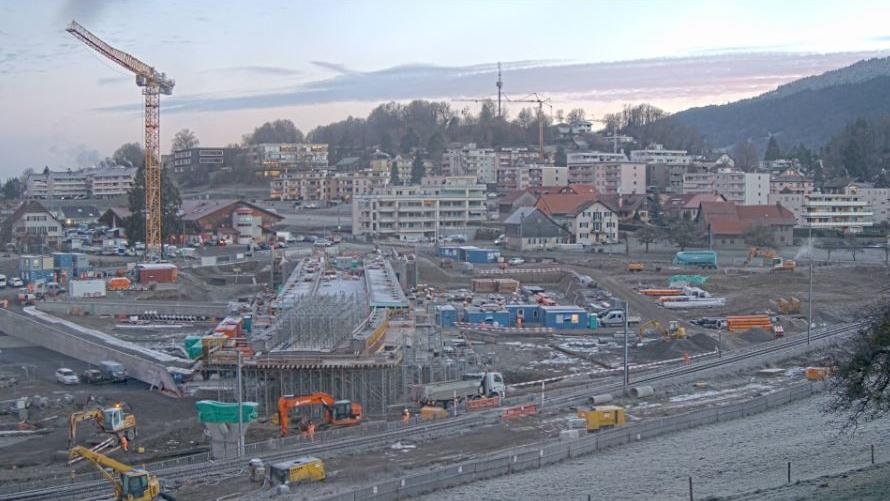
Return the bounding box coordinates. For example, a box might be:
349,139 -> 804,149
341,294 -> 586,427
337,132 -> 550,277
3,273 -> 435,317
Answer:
421,395 -> 890,501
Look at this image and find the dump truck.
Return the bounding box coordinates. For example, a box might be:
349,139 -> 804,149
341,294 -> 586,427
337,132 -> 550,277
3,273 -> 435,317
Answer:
673,250 -> 718,269
411,371 -> 506,408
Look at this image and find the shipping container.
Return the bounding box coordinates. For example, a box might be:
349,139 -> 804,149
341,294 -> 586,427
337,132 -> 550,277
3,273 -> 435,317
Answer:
436,246 -> 461,259
463,308 -> 510,326
70,279 -> 107,298
136,263 -> 178,283
107,277 -> 131,290
541,305 -> 588,329
436,304 -> 457,327
506,304 -> 544,326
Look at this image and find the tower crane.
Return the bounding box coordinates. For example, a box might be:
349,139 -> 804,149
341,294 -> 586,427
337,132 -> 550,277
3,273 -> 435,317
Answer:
66,20 -> 174,257
506,93 -> 551,161
452,62 -> 505,117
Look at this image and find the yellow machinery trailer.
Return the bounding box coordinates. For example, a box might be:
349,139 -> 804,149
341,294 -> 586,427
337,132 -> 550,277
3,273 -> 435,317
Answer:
270,457 -> 325,486
578,405 -> 626,432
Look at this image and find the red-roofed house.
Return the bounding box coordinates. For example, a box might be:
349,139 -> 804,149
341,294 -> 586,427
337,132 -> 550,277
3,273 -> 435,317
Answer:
662,192 -> 727,221
696,201 -> 796,249
181,199 -> 284,245
535,192 -> 618,245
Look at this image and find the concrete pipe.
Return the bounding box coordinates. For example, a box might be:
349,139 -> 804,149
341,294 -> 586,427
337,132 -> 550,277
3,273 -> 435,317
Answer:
629,386 -> 655,398
589,393 -> 613,405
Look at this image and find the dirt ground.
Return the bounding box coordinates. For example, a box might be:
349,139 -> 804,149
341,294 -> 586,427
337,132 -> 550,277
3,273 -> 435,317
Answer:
0,341 -> 206,483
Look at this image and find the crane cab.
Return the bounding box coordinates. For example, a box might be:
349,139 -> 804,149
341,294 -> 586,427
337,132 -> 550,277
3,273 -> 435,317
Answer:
120,469 -> 158,501
331,400 -> 362,424
104,407 -> 125,431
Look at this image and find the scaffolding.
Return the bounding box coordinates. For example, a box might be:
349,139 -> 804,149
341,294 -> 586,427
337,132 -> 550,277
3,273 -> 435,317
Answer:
267,293 -> 365,352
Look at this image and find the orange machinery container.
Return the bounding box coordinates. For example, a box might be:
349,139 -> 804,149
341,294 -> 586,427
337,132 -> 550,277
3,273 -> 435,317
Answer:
639,289 -> 682,296
726,315 -> 773,332
805,367 -> 830,381
107,277 -> 131,291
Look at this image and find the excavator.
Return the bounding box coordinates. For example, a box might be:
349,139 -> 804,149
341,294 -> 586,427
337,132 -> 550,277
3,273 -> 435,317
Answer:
69,446 -> 174,500
745,246 -> 777,265
69,404 -> 137,450
638,319 -> 687,344
277,392 -> 363,436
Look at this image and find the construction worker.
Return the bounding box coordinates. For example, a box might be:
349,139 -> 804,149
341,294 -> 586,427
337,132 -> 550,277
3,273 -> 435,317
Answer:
120,434 -> 128,451
683,352 -> 690,365
402,408 -> 410,426
307,421 -> 316,442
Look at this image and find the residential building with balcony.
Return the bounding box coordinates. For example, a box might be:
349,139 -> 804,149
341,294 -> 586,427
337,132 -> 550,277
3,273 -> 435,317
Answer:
248,143 -> 329,177
89,167 -> 137,199
769,169 -> 814,195
351,177 -> 486,240
25,170 -> 90,199
517,165 -> 568,189
630,144 -> 692,165
443,144 -> 498,184
803,192 -> 873,233
682,169 -> 769,205
171,147 -> 237,174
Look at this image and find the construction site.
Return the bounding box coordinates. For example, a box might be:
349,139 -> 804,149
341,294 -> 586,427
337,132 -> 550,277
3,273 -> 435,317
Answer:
2,12 -> 890,501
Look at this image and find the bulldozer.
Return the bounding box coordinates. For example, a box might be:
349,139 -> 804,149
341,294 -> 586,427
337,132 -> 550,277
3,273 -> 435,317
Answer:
69,446 -> 173,501
638,319 -> 686,343
69,405 -> 137,450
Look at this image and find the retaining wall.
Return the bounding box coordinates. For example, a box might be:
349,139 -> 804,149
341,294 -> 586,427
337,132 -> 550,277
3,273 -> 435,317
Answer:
37,299 -> 229,317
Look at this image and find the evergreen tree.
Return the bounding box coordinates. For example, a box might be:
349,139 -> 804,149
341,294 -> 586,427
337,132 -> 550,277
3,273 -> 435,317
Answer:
125,163 -> 182,247
763,136 -> 782,161
389,163 -> 401,186
410,153 -> 425,184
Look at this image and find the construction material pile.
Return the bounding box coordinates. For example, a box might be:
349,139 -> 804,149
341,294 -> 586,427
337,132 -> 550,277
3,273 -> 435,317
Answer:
472,278 -> 519,293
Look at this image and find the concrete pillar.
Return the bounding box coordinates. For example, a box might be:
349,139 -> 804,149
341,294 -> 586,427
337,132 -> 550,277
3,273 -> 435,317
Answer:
205,422 -> 249,460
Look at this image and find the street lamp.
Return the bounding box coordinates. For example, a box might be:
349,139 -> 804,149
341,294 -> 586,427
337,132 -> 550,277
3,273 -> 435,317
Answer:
807,224 -> 814,345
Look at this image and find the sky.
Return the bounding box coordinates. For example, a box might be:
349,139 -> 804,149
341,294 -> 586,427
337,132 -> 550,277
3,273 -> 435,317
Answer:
2,0 -> 890,178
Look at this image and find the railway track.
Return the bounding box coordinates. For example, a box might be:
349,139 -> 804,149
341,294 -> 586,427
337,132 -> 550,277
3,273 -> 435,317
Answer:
2,323 -> 859,501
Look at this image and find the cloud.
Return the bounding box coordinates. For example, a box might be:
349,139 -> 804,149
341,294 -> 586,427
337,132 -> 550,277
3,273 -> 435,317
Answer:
98,50 -> 890,115
871,35 -> 890,42
311,61 -> 355,75
202,65 -> 302,76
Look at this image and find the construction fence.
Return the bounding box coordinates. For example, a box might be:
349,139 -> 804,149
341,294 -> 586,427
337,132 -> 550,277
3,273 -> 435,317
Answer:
318,381 -> 827,501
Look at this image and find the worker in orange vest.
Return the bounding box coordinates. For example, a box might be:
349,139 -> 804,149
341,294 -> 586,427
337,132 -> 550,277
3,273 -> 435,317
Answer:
307,421 -> 316,441
402,408 -> 411,426
683,352 -> 690,364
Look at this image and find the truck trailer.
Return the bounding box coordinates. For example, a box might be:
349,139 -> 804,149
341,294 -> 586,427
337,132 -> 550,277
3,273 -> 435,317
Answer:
410,371 -> 506,408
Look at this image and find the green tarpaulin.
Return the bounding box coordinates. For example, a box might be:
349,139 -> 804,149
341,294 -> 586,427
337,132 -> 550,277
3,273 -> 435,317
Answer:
196,400 -> 259,424
669,275 -> 709,286
183,336 -> 204,359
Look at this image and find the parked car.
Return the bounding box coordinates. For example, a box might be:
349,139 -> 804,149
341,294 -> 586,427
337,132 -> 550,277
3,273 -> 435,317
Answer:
0,274 -> 6,288
55,368 -> 79,385
508,257 -> 525,266
10,277 -> 23,287
494,235 -> 506,246
314,239 -> 334,247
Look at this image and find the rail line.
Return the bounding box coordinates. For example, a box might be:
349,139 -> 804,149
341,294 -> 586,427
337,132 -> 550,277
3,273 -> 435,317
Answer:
2,323 -> 860,501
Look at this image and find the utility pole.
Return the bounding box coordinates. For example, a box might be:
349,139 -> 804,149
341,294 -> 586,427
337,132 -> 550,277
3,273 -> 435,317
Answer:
623,302 -> 629,388
807,225 -> 814,345
496,62 -> 503,118
236,350 -> 244,457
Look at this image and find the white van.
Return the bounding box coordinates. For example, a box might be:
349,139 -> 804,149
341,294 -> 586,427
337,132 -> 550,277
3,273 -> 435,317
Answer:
0,274 -> 6,288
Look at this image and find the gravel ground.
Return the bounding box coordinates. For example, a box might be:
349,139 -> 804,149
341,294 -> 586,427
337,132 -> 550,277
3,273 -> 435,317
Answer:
420,395 -> 890,501
721,461 -> 890,500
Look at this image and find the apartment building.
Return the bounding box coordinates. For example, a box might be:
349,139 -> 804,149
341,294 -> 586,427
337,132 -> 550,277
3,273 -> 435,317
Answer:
25,167 -> 136,200
853,182 -> 890,224
270,168 -> 391,202
352,177 -> 486,240
517,165 -> 568,189
682,169 -> 769,205
90,167 -> 137,199
443,144 -> 498,184
171,147 -> 238,174
770,169 -> 814,195
629,144 -> 692,165
248,143 -> 329,176
804,192 -> 873,233
495,148 -> 539,192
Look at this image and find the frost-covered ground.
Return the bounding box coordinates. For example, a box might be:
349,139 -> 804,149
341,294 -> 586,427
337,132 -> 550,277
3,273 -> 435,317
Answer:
421,395 -> 890,501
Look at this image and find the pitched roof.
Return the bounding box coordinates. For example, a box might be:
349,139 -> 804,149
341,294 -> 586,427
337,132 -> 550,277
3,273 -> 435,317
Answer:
595,193 -> 647,214
699,201 -> 795,235
102,206 -> 132,220
180,199 -> 284,223
59,206 -> 102,219
536,192 -> 597,216
664,193 -> 728,212
504,207 -> 570,238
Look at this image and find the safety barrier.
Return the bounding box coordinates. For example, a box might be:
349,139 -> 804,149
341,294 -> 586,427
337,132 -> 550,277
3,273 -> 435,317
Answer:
501,403 -> 538,419
318,381 -> 826,501
467,396 -> 501,411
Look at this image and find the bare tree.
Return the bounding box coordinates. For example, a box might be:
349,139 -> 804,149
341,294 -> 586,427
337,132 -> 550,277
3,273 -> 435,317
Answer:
732,140 -> 759,171
172,129 -> 200,152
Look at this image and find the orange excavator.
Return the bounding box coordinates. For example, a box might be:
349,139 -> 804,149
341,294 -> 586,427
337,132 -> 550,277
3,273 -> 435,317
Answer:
277,392 -> 362,436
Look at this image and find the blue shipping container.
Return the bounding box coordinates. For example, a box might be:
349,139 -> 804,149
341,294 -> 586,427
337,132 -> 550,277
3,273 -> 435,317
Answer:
437,304 -> 457,327
541,306 -> 588,330
436,246 -> 461,259
506,304 -> 544,326
463,248 -> 500,264
463,308 -> 510,326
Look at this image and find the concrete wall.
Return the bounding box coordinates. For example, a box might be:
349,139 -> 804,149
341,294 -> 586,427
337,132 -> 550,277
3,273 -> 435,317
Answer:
37,299 -> 228,318
0,309 -> 181,395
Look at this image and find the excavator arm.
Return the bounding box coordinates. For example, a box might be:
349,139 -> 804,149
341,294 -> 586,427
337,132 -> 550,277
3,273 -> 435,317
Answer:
638,320 -> 666,343
68,409 -> 103,447
69,446 -> 129,498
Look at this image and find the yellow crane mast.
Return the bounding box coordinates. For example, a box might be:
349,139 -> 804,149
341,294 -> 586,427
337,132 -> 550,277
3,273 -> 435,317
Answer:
66,20 -> 174,257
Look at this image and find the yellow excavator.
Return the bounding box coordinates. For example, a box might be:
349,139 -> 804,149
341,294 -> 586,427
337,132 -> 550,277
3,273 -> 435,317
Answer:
638,319 -> 687,343
69,405 -> 137,449
69,446 -> 174,500
745,246 -> 778,265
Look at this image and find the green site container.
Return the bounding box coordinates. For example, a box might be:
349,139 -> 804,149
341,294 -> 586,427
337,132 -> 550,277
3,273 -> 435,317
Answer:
196,400 -> 259,424
589,315 -> 599,329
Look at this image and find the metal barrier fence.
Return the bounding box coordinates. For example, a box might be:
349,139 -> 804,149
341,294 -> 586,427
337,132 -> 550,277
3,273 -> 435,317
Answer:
318,382 -> 826,501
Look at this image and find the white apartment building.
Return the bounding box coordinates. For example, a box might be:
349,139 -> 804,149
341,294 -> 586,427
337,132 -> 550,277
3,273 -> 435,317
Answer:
564,201 -> 619,245
271,169 -> 391,202
804,191 -> 873,233
443,144 -> 498,184
248,143 -> 329,176
517,165 -> 568,189
352,177 -> 486,240
90,167 -> 137,199
630,144 -> 692,165
25,167 -> 136,200
586,163 -> 645,194
852,182 -> 890,224
682,169 -> 769,205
